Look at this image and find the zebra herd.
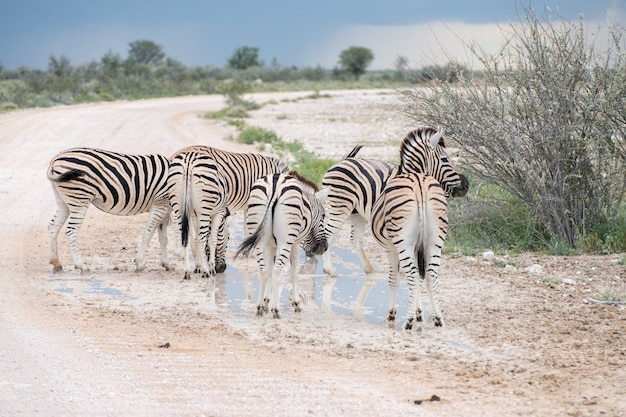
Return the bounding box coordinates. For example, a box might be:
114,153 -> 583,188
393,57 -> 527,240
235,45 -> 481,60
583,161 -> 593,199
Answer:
47,125 -> 468,329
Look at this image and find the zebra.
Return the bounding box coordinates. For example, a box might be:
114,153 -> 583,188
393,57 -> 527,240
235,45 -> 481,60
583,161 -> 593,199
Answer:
236,171 -> 329,318
321,126 -> 464,277
167,145 -> 289,279
370,126 -> 470,329
321,145 -> 396,276
168,148 -> 230,278
47,147 -> 171,272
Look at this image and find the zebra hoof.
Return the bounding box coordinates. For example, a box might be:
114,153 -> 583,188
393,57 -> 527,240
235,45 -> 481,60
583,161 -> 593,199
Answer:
183,271 -> 191,280
271,308 -> 281,319
323,267 -> 338,277
256,305 -> 265,316
292,301 -> 302,313
416,309 -> 423,322
433,316 -> 444,327
403,318 -> 414,331
51,263 -> 63,273
162,263 -> 172,271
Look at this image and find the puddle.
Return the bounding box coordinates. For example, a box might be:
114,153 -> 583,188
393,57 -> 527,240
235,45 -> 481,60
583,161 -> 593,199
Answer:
218,245 -> 412,325
53,277 -> 136,300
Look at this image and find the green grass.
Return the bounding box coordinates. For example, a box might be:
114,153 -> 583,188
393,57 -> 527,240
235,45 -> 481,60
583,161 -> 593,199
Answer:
445,183 -> 545,256
225,122 -> 336,186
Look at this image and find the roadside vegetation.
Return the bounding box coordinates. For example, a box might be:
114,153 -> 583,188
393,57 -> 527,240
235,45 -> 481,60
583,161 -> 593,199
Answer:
399,8 -> 626,256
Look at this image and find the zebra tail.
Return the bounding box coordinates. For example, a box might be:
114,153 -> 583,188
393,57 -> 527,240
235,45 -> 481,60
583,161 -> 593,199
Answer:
417,243 -> 426,278
344,144 -> 364,159
180,169 -> 192,248
50,169 -> 85,182
235,225 -> 262,259
235,197 -> 276,259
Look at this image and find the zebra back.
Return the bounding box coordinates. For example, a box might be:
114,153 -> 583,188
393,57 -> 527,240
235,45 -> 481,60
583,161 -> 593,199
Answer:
172,145 -> 289,214
237,171 -> 327,259
322,156 -> 396,221
48,147 -> 170,215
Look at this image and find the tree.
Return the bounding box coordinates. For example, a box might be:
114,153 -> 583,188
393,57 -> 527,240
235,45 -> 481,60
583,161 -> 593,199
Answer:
127,40 -> 165,65
228,46 -> 261,70
338,46 -> 374,80
48,54 -> 72,77
399,8 -> 626,249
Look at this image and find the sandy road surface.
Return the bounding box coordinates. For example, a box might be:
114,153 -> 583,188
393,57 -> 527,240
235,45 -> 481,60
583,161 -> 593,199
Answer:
0,91 -> 625,417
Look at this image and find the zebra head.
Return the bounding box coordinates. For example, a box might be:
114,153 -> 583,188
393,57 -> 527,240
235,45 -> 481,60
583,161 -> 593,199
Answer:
304,186 -> 330,257
398,126 -> 470,198
288,171 -> 330,257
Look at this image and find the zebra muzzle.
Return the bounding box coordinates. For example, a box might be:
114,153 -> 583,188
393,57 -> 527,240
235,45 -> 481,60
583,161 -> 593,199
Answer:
306,239 -> 329,257
451,174 -> 470,198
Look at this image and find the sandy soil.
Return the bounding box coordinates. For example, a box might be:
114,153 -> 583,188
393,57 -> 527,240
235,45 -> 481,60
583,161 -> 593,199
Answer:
0,90 -> 624,417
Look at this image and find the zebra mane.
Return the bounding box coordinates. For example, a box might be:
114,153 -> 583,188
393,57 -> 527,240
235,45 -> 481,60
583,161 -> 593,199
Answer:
287,170 -> 320,192
270,156 -> 290,173
400,126 -> 446,150
344,145 -> 364,159
398,126 -> 446,174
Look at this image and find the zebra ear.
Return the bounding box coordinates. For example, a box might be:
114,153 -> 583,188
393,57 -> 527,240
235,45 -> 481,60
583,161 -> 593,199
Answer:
428,128 -> 444,149
315,186 -> 331,202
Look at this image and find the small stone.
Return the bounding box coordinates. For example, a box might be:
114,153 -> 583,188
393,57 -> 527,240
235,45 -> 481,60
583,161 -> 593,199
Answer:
525,264 -> 543,275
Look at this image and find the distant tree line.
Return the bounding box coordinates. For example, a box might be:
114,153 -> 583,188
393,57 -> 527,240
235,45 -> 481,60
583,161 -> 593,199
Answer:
0,40 -> 466,110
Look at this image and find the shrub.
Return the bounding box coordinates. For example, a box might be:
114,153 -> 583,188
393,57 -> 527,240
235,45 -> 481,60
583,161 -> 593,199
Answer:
399,8 -> 626,251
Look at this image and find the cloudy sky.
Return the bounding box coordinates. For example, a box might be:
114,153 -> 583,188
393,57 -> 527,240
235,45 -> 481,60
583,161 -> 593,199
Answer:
1,0 -> 624,70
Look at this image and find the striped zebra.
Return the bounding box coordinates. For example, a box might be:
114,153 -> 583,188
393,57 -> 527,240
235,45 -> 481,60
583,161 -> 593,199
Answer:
236,171 -> 329,318
371,127 -> 469,329
47,147 -> 171,272
167,145 -> 289,279
321,145 -> 396,276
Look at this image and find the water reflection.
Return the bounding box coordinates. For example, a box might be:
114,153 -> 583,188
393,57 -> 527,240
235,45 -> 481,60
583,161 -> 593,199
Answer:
220,246 -> 410,325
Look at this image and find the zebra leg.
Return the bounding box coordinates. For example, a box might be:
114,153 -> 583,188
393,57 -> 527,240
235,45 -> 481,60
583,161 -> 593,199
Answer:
425,248 -> 445,327
135,205 -> 170,272
270,251 -> 290,319
256,247 -> 273,316
205,210 -> 226,277
396,241 -> 421,330
183,243 -> 193,280
195,214 -> 214,278
63,203 -> 90,272
289,247 -> 303,313
257,269 -> 271,316
322,208 -> 352,277
350,214 -> 376,274
157,216 -> 171,271
385,249 -> 400,327
48,189 -> 70,272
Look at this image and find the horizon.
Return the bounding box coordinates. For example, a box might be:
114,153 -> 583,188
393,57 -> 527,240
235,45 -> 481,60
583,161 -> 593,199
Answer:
1,1 -> 625,71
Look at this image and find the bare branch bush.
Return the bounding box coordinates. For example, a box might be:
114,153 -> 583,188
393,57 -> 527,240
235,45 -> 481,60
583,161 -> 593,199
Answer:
398,9 -> 626,249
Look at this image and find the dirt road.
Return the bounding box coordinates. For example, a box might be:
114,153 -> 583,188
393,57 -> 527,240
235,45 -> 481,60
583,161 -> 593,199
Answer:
0,91 -> 624,416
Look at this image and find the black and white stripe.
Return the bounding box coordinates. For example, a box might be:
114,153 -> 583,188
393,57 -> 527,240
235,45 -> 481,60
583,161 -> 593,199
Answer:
236,171 -> 329,318
47,147 -> 171,272
168,147 -> 230,279
321,145 -> 396,276
371,126 -> 469,329
167,145 -> 289,279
